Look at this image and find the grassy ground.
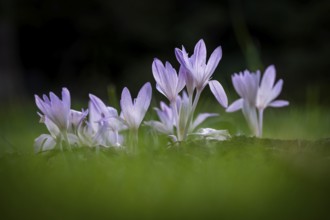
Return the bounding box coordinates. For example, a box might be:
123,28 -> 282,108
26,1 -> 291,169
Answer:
0,103 -> 330,220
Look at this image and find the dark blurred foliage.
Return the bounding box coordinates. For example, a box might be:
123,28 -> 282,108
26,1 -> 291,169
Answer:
0,0 -> 329,105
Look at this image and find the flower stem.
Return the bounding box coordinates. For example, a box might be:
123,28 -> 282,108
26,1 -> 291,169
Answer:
182,89 -> 202,140
128,128 -> 138,154
62,131 -> 72,151
171,100 -> 182,141
258,109 -> 264,138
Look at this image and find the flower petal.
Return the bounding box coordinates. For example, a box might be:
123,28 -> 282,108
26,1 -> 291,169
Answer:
205,46 -> 222,77
89,94 -> 108,116
231,74 -> 244,98
179,65 -> 194,95
269,100 -> 289,107
61,88 -> 71,113
136,82 -> 152,114
193,39 -> 207,70
152,58 -> 164,85
177,66 -> 186,94
226,98 -> 244,112
145,120 -> 172,134
192,113 -> 218,130
260,65 -> 276,94
209,80 -> 228,108
44,116 -> 60,137
269,79 -> 283,102
34,134 -> 56,153
35,95 -> 47,115
120,87 -> 133,115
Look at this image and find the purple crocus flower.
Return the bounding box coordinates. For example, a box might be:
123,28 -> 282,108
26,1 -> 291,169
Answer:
34,88 -> 81,152
175,39 -> 222,91
226,65 -> 289,137
85,94 -> 126,147
256,65 -> 289,136
226,70 -> 261,136
144,101 -> 175,135
120,82 -> 152,130
146,92 -> 218,142
152,58 -> 185,103
35,87 -> 71,131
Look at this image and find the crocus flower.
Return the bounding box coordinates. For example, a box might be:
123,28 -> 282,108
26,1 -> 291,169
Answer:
175,39 -> 222,91
120,82 -> 152,130
144,101 -> 175,135
34,88 -> 81,152
146,92 -> 219,142
226,70 -> 261,135
226,65 -> 289,137
35,87 -> 71,131
174,39 -> 227,134
69,109 -> 89,132
152,59 -> 185,103
34,115 -> 79,153
85,94 -> 126,147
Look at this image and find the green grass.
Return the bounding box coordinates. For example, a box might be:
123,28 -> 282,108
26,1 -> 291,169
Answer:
0,103 -> 330,220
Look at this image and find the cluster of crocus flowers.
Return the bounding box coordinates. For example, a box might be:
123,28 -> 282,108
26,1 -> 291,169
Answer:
34,83 -> 152,153
34,39 -> 289,153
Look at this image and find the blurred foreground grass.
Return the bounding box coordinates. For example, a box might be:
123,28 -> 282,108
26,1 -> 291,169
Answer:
0,103 -> 330,220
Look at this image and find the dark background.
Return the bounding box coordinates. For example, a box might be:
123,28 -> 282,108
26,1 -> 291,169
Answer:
1,0 -> 329,105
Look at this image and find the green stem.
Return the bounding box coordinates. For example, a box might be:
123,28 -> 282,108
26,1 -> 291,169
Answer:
182,89 -> 202,141
171,100 -> 181,141
128,128 -> 138,154
257,109 -> 264,138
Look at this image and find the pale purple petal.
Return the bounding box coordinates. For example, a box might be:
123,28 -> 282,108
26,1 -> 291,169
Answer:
209,80 -> 228,108
175,47 -> 194,74
226,98 -> 244,112
88,100 -> 100,132
44,116 -> 60,137
231,74 -> 244,97
34,134 -> 56,153
176,66 -> 186,93
120,87 -> 133,115
89,94 -> 108,116
61,88 -> 71,112
35,95 -> 47,115
107,107 -> 118,117
179,65 -> 194,95
269,79 -> 283,102
67,133 -> 79,146
42,94 -> 50,104
175,48 -> 185,65
155,84 -> 166,97
49,91 -> 69,129
145,121 -> 172,134
192,113 -> 218,130
152,59 -> 170,98
70,109 -> 88,131
193,39 -> 207,70
178,92 -> 190,131
269,100 -> 289,107
259,65 -> 276,94
152,58 -> 164,84
205,46 -> 222,77
136,82 -> 152,114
